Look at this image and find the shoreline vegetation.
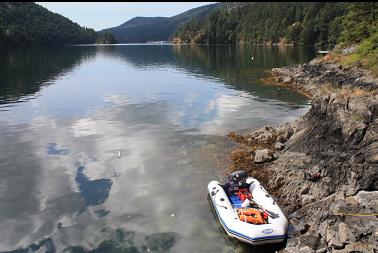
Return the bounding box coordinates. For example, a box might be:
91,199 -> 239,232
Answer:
173,2 -> 347,49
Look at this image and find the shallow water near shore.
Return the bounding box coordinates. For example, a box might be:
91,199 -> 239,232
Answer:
0,45 -> 315,252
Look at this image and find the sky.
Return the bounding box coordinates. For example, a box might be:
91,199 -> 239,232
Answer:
36,2 -> 215,31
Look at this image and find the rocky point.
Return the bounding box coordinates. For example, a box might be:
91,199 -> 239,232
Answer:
227,55 -> 378,253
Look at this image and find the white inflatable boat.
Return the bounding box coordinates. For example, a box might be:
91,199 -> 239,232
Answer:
208,171 -> 288,245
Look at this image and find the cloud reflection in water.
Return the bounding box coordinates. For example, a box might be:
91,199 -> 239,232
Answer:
0,45 -> 316,253
75,165 -> 112,209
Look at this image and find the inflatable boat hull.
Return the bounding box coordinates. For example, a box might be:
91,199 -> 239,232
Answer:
208,178 -> 288,245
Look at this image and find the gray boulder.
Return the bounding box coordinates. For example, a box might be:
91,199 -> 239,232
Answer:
275,141 -> 285,150
338,222 -> 352,245
254,149 -> 274,163
326,225 -> 343,249
283,76 -> 294,83
365,141 -> 378,163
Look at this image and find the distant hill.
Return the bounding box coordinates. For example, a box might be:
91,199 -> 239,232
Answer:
0,2 -> 97,45
99,4 -> 217,43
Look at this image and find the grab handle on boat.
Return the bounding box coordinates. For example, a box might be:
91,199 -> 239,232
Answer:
211,189 -> 219,196
214,198 -> 228,210
211,189 -> 228,209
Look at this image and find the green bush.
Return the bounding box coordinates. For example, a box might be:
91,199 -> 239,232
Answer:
339,2 -> 377,44
357,30 -> 378,56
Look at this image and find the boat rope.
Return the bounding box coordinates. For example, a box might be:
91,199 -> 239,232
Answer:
336,212 -> 378,217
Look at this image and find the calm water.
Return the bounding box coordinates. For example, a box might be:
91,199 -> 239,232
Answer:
0,45 -> 315,253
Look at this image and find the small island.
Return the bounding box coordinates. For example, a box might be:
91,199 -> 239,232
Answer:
96,32 -> 117,44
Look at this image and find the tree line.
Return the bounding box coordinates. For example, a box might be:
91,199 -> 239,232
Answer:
174,2 -> 377,50
0,2 -> 375,50
0,2 -> 97,45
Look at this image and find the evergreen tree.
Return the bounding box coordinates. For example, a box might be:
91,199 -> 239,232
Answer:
174,2 -> 348,49
0,2 -> 97,45
339,2 -> 378,43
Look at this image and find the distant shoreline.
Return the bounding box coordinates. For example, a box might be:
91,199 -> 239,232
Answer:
66,43 -> 316,47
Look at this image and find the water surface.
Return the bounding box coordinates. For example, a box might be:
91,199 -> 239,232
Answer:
0,45 -> 315,253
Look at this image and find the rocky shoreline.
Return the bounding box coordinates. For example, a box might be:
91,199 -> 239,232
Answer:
227,55 -> 378,252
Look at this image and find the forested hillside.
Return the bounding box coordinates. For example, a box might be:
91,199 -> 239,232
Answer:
1,1 -> 375,52
0,2 -> 97,45
337,2 -> 377,73
174,2 -> 348,49
99,3 -> 216,43
173,2 -> 377,72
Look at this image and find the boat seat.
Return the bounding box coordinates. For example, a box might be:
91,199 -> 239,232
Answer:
229,195 -> 243,208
